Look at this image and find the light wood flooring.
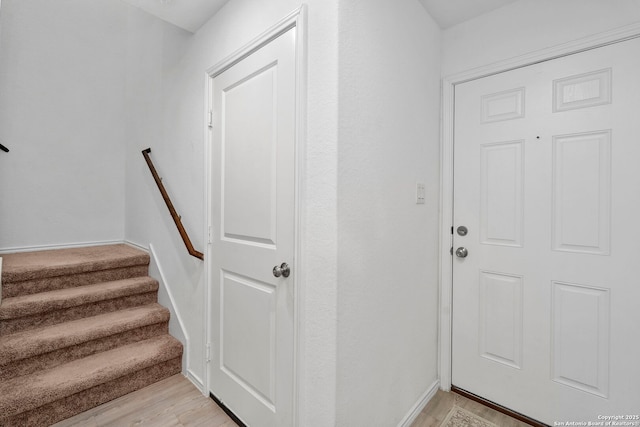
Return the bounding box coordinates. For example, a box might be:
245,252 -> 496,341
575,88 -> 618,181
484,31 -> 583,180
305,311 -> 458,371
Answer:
52,374 -> 530,426
52,375 -> 235,427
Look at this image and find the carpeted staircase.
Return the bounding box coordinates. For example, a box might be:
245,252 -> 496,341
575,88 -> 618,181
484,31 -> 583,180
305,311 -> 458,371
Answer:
0,244 -> 183,426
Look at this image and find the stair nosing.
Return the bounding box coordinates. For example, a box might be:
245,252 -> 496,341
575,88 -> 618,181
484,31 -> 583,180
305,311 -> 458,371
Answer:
0,276 -> 159,320
0,335 -> 183,418
0,303 -> 170,364
1,244 -> 150,284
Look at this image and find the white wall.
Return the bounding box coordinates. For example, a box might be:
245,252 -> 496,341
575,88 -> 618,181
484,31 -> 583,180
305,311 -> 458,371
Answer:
0,0 -> 127,250
443,0 -> 640,76
336,0 -> 441,425
1,1 -> 442,425
123,1 -> 340,425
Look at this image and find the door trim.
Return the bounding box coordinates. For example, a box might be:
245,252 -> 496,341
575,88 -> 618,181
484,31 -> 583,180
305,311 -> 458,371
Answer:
203,5 -> 307,426
438,22 -> 640,392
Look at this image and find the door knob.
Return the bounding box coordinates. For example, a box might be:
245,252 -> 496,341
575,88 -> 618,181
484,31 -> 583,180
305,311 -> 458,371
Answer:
455,247 -> 468,258
272,262 -> 290,278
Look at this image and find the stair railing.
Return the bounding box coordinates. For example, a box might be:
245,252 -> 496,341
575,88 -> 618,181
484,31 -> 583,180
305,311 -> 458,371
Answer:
142,148 -> 204,260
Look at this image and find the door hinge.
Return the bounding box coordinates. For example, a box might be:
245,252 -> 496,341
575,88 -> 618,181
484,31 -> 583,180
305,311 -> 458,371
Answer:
206,344 -> 211,363
208,110 -> 213,128
208,226 -> 212,244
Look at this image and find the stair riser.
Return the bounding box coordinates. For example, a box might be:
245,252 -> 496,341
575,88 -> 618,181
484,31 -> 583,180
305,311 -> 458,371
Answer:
0,322 -> 169,381
0,357 -> 182,427
0,292 -> 158,335
2,265 -> 150,298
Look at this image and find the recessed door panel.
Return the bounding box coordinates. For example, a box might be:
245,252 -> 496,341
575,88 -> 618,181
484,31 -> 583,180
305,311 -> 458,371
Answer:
479,271 -> 523,369
481,87 -> 526,123
553,68 -> 612,112
221,272 -> 276,406
222,65 -> 277,247
552,281 -> 610,398
480,141 -> 524,247
552,130 -> 611,255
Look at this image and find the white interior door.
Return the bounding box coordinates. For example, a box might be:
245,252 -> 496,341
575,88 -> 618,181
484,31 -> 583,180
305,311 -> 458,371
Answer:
452,37 -> 640,424
208,27 -> 296,427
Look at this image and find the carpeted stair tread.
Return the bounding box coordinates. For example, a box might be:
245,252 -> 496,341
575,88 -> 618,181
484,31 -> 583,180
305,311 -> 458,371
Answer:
0,303 -> 169,364
0,243 -> 182,424
0,276 -> 158,320
0,334 -> 183,419
1,244 -> 149,284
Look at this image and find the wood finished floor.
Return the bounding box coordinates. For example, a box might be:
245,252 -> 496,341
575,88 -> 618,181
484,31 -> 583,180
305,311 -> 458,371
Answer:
51,375 -> 236,427
52,374 -> 530,426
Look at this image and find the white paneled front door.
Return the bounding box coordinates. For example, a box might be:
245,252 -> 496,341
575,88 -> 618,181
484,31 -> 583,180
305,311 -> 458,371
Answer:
208,27 -> 296,427
452,37 -> 640,423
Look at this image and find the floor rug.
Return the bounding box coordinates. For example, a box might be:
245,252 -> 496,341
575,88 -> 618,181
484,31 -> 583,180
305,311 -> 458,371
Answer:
441,406 -> 498,427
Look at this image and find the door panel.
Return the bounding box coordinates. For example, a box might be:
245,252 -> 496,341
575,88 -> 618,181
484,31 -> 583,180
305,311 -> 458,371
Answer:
478,271 -> 523,369
552,130 -> 611,255
222,65 -> 278,246
209,28 -> 296,427
221,272 -> 276,406
479,140 -> 524,247
452,37 -> 640,423
551,281 -> 610,398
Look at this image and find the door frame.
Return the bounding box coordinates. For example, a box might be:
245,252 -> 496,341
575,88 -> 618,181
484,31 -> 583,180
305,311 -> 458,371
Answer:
438,22 -> 640,392
203,5 -> 307,425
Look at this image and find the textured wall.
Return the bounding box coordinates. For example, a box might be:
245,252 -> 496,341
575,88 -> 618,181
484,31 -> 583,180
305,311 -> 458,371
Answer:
0,0 -> 127,250
443,0 -> 640,76
336,0 -> 441,425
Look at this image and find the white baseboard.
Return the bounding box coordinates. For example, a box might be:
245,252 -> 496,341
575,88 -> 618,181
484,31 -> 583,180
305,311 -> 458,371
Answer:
186,370 -> 205,394
146,243 -> 191,376
0,239 -> 124,255
123,240 -> 150,253
397,379 -> 440,427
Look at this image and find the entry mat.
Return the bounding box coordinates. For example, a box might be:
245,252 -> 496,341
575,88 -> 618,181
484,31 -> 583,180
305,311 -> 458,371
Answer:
442,406 -> 499,427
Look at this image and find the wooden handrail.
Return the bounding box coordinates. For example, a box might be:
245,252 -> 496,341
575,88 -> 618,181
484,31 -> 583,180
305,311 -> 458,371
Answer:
142,148 -> 204,260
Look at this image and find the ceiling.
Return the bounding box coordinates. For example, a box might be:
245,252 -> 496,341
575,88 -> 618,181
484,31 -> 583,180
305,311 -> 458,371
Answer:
418,0 -> 518,29
118,0 -> 518,34
118,0 -> 230,33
